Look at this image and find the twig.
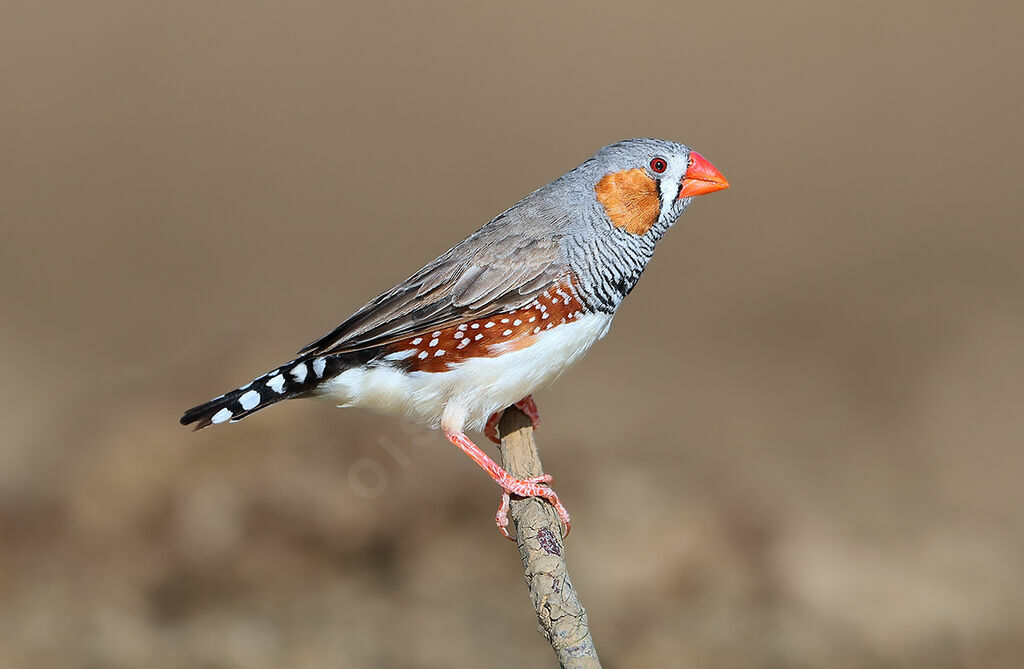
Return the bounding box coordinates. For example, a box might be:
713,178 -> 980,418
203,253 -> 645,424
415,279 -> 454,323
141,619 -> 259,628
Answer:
497,406 -> 602,669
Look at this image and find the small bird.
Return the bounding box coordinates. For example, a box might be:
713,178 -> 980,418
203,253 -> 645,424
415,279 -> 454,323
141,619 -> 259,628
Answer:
181,138 -> 728,538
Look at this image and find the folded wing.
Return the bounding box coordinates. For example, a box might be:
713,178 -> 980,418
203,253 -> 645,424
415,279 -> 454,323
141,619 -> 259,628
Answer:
300,222 -> 567,356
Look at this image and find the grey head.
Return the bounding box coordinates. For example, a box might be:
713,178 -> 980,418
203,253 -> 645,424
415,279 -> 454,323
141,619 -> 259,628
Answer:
496,138 -> 729,311
523,138 -> 728,240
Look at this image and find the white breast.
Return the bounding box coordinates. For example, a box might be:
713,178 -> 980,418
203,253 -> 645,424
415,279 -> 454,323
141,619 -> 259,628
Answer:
316,313 -> 614,432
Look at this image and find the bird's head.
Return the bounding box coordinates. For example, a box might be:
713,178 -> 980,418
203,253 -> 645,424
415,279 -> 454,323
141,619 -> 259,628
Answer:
588,138 -> 728,236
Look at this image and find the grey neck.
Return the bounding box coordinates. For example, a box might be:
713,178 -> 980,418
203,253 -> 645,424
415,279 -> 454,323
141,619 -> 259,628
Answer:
565,205 -> 684,313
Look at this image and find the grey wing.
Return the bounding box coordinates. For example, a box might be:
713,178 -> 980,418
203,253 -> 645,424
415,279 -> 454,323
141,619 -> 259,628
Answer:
299,227 -> 565,355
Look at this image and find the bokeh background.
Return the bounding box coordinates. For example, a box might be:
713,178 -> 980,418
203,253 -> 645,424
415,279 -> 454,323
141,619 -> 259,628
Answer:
3,2 -> 1023,667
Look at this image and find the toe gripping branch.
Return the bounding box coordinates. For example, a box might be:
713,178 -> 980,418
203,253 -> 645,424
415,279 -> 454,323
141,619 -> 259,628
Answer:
485,395 -> 540,444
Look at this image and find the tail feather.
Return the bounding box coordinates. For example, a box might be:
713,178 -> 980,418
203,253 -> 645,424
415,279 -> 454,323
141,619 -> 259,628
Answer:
181,347 -> 384,430
181,356 -> 329,430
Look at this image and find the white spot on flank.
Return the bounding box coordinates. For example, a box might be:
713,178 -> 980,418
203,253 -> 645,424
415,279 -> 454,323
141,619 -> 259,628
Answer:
290,363 -> 308,383
429,338 -> 439,347
501,318 -> 509,324
474,333 -> 483,340
542,313 -> 549,319
212,408 -> 232,424
533,327 -> 541,334
432,331 -> 441,338
412,338 -> 422,345
529,316 -> 536,322
546,323 -> 553,329
513,319 -> 522,326
502,329 -> 512,336
552,299 -> 559,304
384,349 -> 416,361
240,390 -> 260,410
267,374 -> 286,393
485,322 -> 495,328
313,358 -> 327,378
458,324 -> 468,331
418,351 -> 429,359
457,339 -> 469,349
471,323 -> 480,329
434,349 -> 445,356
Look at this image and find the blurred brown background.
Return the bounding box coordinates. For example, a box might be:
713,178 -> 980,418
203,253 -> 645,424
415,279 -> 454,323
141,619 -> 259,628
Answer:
2,2 -> 1022,667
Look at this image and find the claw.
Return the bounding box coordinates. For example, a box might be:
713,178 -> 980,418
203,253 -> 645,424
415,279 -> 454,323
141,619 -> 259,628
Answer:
495,492 -> 512,540
484,411 -> 503,444
485,395 -> 541,444
514,395 -> 541,430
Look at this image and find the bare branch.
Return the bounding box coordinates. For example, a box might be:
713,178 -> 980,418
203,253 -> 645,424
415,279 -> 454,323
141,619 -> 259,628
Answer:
497,407 -> 602,669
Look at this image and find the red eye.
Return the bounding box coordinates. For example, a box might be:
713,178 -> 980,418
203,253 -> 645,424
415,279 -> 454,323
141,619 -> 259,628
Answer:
649,157 -> 667,173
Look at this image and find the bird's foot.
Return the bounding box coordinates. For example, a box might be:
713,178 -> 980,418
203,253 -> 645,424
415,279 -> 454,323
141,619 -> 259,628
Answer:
494,472 -> 570,541
485,395 -> 541,444
443,429 -> 569,540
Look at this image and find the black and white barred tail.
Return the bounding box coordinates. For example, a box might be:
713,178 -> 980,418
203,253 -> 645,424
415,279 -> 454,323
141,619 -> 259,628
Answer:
180,350 -> 375,430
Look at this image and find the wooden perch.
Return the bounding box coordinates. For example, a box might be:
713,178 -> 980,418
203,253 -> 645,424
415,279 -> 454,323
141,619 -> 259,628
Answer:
497,406 -> 602,669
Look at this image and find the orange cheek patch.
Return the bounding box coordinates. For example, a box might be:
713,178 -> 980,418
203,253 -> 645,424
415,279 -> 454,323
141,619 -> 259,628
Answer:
385,279 -> 585,373
595,168 -> 660,235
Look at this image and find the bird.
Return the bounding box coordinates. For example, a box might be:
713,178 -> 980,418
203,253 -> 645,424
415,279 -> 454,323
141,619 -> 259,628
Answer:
181,138 -> 729,538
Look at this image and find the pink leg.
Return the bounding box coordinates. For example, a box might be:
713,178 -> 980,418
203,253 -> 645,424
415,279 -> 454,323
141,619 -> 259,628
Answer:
444,429 -> 570,540
485,395 -> 542,444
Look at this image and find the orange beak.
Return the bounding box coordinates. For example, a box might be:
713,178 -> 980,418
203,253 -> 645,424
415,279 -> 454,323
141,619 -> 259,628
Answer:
677,151 -> 729,198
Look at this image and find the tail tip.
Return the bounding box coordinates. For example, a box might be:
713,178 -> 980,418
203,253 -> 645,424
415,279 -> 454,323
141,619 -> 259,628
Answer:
180,400 -> 235,430
181,357 -> 324,430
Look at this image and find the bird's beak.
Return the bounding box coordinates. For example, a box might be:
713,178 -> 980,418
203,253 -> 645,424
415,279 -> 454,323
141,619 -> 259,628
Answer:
677,151 -> 729,198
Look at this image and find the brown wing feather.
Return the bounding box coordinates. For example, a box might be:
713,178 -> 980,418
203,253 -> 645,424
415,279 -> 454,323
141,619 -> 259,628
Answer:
299,229 -> 563,356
